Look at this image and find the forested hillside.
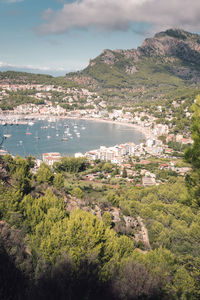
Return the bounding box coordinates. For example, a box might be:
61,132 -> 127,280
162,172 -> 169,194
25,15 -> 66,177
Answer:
0,98 -> 200,299
0,70 -> 79,88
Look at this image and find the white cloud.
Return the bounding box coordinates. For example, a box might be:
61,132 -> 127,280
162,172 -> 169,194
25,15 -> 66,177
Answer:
0,60 -> 87,75
0,61 -> 65,72
37,0 -> 200,35
0,0 -> 24,3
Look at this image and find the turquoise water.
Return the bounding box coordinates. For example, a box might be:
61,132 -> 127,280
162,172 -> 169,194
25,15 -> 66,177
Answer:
1,119 -> 144,158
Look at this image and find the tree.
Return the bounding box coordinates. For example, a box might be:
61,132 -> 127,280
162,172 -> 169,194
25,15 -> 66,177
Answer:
53,173 -> 64,190
111,262 -> 163,300
54,157 -> 88,173
185,95 -> 200,206
172,267 -> 195,299
111,167 -> 119,177
25,155 -> 35,169
106,191 -> 120,206
3,155 -> 32,195
39,209 -> 106,263
102,212 -> 113,228
13,167 -> 31,194
20,188 -> 66,234
102,163 -> 113,173
122,167 -> 127,178
71,187 -> 83,199
36,163 -> 54,184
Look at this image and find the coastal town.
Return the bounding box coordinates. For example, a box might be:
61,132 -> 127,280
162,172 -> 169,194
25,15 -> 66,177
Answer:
1,23 -> 200,300
0,82 -> 193,187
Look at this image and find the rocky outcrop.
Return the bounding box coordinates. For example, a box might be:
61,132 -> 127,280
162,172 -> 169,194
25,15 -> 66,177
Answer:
93,29 -> 200,66
136,216 -> 151,250
67,74 -> 98,88
114,49 -> 139,61
99,49 -> 119,65
138,32 -> 200,65
66,28 -> 200,92
125,65 -> 138,74
65,195 -> 151,250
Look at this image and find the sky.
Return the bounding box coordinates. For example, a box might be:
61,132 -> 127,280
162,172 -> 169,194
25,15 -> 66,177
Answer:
0,0 -> 199,76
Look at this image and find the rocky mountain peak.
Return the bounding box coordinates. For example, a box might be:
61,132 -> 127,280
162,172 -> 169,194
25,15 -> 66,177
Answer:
89,29 -> 200,67
138,28 -> 200,64
154,28 -> 197,40
66,28 -> 200,91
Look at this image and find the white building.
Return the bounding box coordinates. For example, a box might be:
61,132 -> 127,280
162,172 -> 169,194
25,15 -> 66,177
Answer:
75,152 -> 84,158
42,152 -> 62,166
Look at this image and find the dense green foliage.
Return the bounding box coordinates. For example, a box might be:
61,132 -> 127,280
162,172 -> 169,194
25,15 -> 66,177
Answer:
1,97 -> 200,299
0,71 -> 79,87
0,90 -> 45,110
82,56 -> 187,98
54,157 -> 89,173
185,95 -> 200,206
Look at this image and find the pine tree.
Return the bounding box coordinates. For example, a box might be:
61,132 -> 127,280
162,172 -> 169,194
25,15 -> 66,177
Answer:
122,167 -> 127,178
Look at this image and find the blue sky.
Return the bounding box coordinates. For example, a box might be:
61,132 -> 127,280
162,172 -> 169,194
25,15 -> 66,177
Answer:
0,0 -> 199,76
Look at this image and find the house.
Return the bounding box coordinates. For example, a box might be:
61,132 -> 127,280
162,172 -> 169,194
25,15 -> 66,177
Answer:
142,176 -> 156,187
42,152 -> 62,166
0,149 -> 8,155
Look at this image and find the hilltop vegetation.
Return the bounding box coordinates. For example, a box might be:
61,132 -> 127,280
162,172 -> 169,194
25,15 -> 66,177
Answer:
0,70 -> 80,88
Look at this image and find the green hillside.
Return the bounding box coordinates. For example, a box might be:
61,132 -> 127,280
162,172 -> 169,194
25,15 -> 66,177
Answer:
0,70 -> 80,88
66,29 -> 200,104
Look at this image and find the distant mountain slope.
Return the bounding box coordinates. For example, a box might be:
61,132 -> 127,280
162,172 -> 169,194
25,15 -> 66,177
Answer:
0,71 -> 79,88
66,29 -> 200,103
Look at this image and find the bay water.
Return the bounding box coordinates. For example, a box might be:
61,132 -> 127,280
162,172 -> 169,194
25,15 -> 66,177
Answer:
1,119 -> 144,158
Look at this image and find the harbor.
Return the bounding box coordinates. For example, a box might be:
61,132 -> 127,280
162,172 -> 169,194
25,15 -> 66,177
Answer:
0,118 -> 144,158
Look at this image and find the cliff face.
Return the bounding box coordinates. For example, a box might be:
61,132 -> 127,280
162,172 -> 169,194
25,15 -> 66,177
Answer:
138,29 -> 200,64
94,29 -> 200,66
66,29 -> 200,99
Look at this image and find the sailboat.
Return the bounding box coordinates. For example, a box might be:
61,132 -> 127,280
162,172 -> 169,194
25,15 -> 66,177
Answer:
61,132 -> 68,141
28,121 -> 34,126
26,126 -> 32,135
3,134 -> 11,138
56,122 -> 60,131
34,131 -> 40,139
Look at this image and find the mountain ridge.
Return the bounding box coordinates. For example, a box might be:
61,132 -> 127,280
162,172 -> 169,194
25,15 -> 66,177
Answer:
88,28 -> 200,66
0,29 -> 200,105
65,28 -> 200,103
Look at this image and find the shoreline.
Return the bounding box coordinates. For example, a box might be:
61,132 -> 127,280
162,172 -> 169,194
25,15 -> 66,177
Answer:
68,117 -> 154,141
77,117 -> 154,140
0,113 -> 155,143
